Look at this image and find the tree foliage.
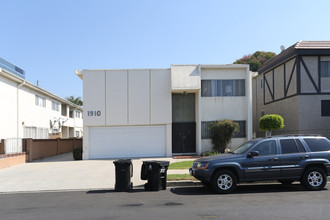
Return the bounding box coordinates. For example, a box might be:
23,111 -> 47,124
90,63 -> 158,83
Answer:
66,96 -> 83,106
258,114 -> 284,136
210,120 -> 239,153
233,51 -> 276,71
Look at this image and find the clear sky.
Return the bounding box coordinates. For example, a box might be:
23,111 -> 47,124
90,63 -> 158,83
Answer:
1,0 -> 330,100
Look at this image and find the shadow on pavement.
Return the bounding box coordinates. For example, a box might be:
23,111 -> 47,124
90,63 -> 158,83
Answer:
86,188 -> 146,194
170,183 -> 327,196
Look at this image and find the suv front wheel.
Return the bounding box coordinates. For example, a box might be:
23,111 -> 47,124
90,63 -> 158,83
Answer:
301,167 -> 327,190
211,170 -> 237,194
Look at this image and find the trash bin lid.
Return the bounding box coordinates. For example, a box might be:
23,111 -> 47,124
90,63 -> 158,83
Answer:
113,159 -> 132,165
156,161 -> 170,167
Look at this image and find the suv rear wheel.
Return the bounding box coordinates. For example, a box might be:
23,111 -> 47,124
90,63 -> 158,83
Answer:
301,167 -> 327,190
211,170 -> 237,194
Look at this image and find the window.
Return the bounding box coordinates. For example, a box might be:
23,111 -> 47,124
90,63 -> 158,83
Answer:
321,61 -> 330,77
321,100 -> 330,116
35,95 -> 46,107
76,111 -> 81,118
75,131 -> 80,137
201,79 -> 245,97
295,139 -> 306,152
304,138 -> 330,152
280,139 -> 299,154
253,141 -> 277,156
52,101 -> 59,111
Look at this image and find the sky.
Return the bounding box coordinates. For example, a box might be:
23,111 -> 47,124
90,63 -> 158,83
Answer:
1,0 -> 330,100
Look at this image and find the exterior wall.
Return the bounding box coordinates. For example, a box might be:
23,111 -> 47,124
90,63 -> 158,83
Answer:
171,65 -> 201,91
0,75 -> 18,139
0,153 -> 27,169
200,67 -> 252,152
254,54 -> 330,139
0,70 -> 83,140
301,56 -> 318,93
298,95 -> 330,138
82,69 -> 172,159
25,138 -> 82,161
82,65 -> 252,158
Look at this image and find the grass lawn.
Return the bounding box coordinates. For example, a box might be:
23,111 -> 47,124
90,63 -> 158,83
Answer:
168,160 -> 194,169
167,174 -> 197,181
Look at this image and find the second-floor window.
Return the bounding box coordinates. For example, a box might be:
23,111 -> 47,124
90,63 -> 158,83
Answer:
201,79 -> 245,97
52,101 -> 59,111
321,61 -> 330,77
76,111 -> 81,118
35,95 -> 46,107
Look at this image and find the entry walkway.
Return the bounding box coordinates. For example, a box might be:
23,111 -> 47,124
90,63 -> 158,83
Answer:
0,153 -> 192,193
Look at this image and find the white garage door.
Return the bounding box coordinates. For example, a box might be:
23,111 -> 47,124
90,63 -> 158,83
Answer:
89,125 -> 166,159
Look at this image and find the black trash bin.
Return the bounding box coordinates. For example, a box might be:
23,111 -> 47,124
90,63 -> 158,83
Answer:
113,159 -> 133,192
141,161 -> 170,191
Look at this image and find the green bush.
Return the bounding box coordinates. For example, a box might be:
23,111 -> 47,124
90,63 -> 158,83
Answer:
73,147 -> 83,160
258,114 -> 284,136
210,120 -> 239,153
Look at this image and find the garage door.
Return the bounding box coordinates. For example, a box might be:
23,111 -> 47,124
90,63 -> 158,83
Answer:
89,125 -> 166,159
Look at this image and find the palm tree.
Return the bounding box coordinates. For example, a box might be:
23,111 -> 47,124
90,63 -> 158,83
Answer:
65,96 -> 83,106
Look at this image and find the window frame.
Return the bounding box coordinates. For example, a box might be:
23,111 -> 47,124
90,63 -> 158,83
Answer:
52,101 -> 59,111
201,79 -> 245,97
35,95 -> 46,107
321,61 -> 330,77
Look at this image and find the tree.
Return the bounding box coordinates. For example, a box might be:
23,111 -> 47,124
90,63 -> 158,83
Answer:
233,51 -> 276,71
258,114 -> 284,137
66,96 -> 83,106
210,120 -> 239,153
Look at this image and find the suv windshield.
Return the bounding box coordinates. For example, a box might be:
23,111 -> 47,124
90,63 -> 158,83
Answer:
231,140 -> 257,154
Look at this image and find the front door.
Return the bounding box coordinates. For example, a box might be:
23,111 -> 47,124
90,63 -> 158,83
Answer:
172,93 -> 196,154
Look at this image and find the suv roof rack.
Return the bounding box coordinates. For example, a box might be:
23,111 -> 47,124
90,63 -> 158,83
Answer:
270,134 -> 322,137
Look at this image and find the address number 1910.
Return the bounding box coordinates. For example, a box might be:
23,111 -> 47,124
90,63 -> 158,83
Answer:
87,111 -> 101,116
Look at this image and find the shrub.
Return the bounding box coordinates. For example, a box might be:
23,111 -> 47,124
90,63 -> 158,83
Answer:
73,147 -> 83,160
258,114 -> 284,136
210,120 -> 239,153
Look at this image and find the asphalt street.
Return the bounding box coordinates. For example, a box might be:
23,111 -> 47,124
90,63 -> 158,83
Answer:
1,183 -> 329,220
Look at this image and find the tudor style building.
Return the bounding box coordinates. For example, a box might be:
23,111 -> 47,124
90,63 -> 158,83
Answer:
253,41 -> 330,138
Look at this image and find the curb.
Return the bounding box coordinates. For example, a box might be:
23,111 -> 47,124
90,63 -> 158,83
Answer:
167,181 -> 203,187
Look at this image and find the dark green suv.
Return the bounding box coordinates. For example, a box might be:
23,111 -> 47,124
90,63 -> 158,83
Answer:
189,135 -> 330,194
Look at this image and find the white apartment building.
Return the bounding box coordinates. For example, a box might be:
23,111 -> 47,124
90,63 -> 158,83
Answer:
0,67 -> 83,140
76,64 -> 252,159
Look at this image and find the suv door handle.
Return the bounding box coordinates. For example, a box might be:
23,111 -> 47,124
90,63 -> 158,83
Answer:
300,155 -> 309,159
269,158 -> 278,161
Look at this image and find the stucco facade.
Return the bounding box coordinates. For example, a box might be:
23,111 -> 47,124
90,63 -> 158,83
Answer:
0,67 -> 83,140
77,64 -> 253,159
253,41 -> 330,138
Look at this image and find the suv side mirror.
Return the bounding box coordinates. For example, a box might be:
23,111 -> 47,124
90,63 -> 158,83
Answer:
248,151 -> 259,158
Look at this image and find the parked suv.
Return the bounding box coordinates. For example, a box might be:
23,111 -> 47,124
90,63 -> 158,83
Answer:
190,135 -> 330,194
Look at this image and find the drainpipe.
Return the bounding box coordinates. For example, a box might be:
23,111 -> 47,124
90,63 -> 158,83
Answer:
17,80 -> 26,139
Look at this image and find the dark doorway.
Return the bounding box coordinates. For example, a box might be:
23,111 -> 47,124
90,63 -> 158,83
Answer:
172,93 -> 196,154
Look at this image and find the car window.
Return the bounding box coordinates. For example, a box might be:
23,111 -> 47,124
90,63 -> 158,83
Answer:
252,140 -> 277,156
295,139 -> 306,152
304,138 -> 330,152
232,141 -> 256,154
280,139 -> 299,154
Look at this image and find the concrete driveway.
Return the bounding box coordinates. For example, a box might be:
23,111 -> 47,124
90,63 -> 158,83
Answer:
0,153 -> 191,193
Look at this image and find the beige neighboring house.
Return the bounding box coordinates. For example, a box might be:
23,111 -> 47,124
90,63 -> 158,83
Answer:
0,59 -> 83,143
253,41 -> 330,138
76,64 -> 253,159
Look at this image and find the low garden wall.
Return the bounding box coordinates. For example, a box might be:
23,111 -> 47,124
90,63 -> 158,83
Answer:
24,138 -> 82,162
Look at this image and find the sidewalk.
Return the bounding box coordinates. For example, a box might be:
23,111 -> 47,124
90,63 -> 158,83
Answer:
0,153 -> 194,194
